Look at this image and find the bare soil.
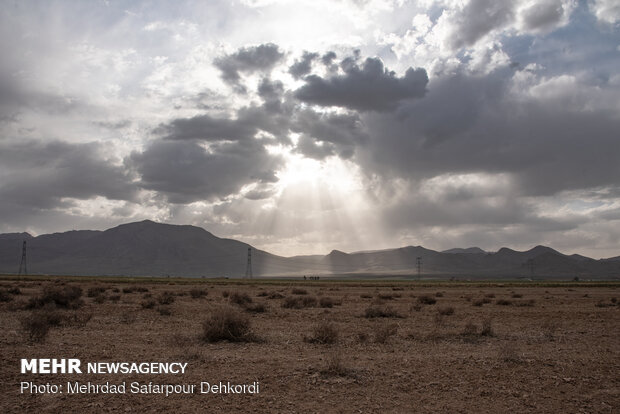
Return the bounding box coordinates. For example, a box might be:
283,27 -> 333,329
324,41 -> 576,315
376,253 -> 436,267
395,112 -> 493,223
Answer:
1,277 -> 618,413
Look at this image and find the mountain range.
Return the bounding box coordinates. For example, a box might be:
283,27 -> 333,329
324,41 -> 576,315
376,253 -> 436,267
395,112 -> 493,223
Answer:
1,220 -> 618,279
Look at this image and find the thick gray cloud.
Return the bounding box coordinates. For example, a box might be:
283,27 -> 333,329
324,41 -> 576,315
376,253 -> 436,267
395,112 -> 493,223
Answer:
294,57 -> 428,111
214,43 -> 284,92
129,139 -> 283,204
0,139 -> 137,213
288,51 -> 319,79
445,0 -> 515,50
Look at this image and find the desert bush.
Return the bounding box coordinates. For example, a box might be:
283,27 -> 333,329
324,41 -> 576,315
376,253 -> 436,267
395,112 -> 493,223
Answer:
511,293 -> 523,298
481,319 -> 494,336
291,288 -> 308,295
360,293 -> 372,299
157,306 -> 172,316
485,293 -> 495,298
120,311 -> 137,324
496,299 -> 512,306
319,297 -> 334,308
21,312 -> 54,342
305,321 -> 338,344
374,323 -> 398,343
410,304 -> 422,312
229,292 -> 252,306
189,288 -> 207,299
0,289 -> 13,302
357,332 -> 369,343
417,295 -> 436,305
87,287 -> 107,297
108,294 -> 121,303
267,291 -> 284,299
364,305 -> 401,318
281,296 -> 317,309
321,351 -> 350,377
93,294 -> 106,304
472,299 -> 484,307
141,299 -> 156,309
377,293 -> 395,300
243,303 -> 267,313
611,297 -> 617,304
498,342 -> 521,363
64,311 -> 93,328
437,306 -> 455,316
302,296 -> 318,307
435,292 -> 444,297
134,287 -> 149,293
462,321 -> 478,336
111,287 -> 120,293
515,299 -> 535,307
27,286 -> 83,309
157,291 -> 175,305
8,287 -> 22,295
482,297 -> 493,304
202,307 -> 256,342
221,290 -> 230,298
122,287 -> 136,294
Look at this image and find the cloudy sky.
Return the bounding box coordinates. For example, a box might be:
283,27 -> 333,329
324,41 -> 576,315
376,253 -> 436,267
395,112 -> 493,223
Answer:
1,0 -> 619,258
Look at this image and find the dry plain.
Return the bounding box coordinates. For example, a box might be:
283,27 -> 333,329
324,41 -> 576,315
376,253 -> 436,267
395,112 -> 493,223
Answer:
0,277 -> 618,413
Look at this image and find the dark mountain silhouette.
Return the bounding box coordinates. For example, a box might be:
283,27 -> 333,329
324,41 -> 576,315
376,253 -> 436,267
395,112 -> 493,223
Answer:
0,220 -> 618,279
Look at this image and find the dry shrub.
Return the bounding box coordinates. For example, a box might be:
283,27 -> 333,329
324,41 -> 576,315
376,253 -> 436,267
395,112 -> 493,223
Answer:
472,299 -> 484,307
321,351 -> 350,377
360,293 -> 372,299
410,304 -> 422,312
437,306 -> 455,316
21,312 -> 54,342
282,296 -> 317,308
357,332 -> 369,343
291,288 -> 308,295
28,286 -> 83,309
496,299 -> 512,306
229,292 -> 252,305
120,311 -> 137,324
377,293 -> 395,300
481,319 -> 494,336
541,319 -> 559,341
462,321 -> 478,336
511,293 -> 523,298
515,299 -> 535,307
141,299 -> 156,309
374,323 -> 398,343
485,293 -> 496,298
157,306 -> 172,316
302,296 -> 318,307
64,311 -> 93,328
417,295 -> 436,305
8,287 -> 21,295
319,297 -> 334,308
222,290 -> 230,298
435,292 -> 444,297
364,305 -> 401,318
190,288 -> 208,299
202,307 -> 257,343
267,291 -> 284,299
305,321 -> 338,344
93,294 -> 106,304
498,342 -> 522,363
109,294 -> 121,303
87,286 -> 107,297
243,303 -> 267,313
0,289 -> 13,302
122,287 -> 136,294
157,291 -> 175,305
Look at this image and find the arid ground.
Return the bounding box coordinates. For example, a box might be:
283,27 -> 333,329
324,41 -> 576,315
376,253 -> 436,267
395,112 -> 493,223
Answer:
1,277 -> 618,413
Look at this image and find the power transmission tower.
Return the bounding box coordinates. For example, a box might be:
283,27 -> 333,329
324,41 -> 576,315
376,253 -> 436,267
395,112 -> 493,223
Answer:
18,240 -> 27,275
416,256 -> 422,280
245,247 -> 253,278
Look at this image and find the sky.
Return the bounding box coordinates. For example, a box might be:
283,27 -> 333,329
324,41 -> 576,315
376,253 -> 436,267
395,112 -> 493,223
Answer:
0,0 -> 619,258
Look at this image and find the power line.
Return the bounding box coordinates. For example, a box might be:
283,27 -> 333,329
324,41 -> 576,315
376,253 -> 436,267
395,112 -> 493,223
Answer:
18,240 -> 27,275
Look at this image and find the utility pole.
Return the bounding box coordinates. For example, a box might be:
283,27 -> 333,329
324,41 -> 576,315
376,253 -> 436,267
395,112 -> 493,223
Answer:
18,240 -> 27,275
245,247 -> 253,279
416,256 -> 422,280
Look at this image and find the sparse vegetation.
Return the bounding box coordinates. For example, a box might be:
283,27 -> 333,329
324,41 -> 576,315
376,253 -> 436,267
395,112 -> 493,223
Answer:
87,286 -> 107,297
141,299 -> 156,309
319,297 -> 335,308
417,295 -> 436,305
202,307 -> 257,343
27,286 -> 83,309
364,305 -> 401,318
190,288 -> 208,299
374,323 -> 398,343
305,321 -> 338,344
496,299 -> 512,306
157,306 -> 172,316
229,292 -> 252,305
281,296 -> 317,309
291,288 -> 308,295
157,291 -> 175,305
437,306 -> 455,316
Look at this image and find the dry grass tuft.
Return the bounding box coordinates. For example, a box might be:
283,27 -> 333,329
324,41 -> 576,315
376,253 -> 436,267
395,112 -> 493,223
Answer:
202,307 -> 258,343
305,321 -> 339,344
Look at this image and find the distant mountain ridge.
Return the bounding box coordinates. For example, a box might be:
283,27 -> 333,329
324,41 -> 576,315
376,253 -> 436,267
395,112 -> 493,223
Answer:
0,220 -> 618,279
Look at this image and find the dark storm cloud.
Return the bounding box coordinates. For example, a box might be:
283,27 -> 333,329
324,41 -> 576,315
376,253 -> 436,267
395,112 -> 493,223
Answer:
0,140 -> 137,213
257,77 -> 285,112
288,51 -> 319,79
294,57 -> 428,111
445,0 -> 515,50
129,139 -> 283,204
520,0 -> 566,32
155,113 -> 258,141
291,109 -> 368,159
214,43 -> 284,92
355,69 -> 620,198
